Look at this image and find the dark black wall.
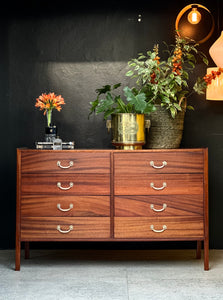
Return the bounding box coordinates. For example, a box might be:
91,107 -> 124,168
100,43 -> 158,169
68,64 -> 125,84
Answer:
2,0 -> 223,249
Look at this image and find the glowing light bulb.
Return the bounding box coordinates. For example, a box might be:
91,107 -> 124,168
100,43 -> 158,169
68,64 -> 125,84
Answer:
187,7 -> 201,24
138,14 -> 142,22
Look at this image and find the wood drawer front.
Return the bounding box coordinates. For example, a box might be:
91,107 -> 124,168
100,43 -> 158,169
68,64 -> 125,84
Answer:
21,174 -> 110,195
21,196 -> 110,217
115,174 -> 203,195
114,151 -> 204,174
21,217 -> 110,240
115,195 -> 204,217
21,151 -> 110,174
114,217 -> 204,239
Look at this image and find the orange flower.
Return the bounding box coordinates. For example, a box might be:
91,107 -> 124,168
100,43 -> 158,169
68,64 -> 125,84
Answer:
172,46 -> 183,76
150,72 -> 157,84
35,92 -> 65,114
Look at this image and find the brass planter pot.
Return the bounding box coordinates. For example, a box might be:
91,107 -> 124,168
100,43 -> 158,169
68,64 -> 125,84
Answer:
107,113 -> 150,150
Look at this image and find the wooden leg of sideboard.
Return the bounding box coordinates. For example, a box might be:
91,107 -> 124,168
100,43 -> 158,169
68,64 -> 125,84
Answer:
15,239 -> 21,271
196,241 -> 201,259
25,242 -> 30,259
204,239 -> 209,271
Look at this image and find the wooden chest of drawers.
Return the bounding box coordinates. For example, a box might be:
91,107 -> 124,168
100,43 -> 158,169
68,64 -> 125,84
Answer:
16,148 -> 209,270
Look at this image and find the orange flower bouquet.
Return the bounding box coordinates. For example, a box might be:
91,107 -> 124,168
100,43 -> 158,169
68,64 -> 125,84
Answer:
35,92 -> 65,127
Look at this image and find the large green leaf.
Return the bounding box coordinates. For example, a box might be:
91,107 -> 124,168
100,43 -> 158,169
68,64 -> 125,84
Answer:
144,102 -> 157,114
115,96 -> 128,113
123,86 -> 147,113
96,92 -> 114,114
173,103 -> 182,111
113,83 -> 122,90
88,98 -> 99,118
96,85 -> 111,95
170,106 -> 177,118
126,70 -> 134,77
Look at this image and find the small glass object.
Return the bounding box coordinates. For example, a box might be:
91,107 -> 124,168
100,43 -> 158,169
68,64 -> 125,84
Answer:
53,137 -> 62,150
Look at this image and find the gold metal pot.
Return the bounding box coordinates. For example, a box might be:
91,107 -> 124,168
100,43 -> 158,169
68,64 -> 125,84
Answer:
106,113 -> 150,150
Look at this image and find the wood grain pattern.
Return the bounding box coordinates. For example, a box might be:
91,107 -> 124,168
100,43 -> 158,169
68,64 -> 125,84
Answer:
114,151 -> 204,174
21,217 -> 110,239
21,174 -> 110,195
115,195 -> 204,217
115,174 -> 204,195
203,148 -> 209,270
15,148 -> 209,271
15,149 -> 22,271
21,196 -> 110,217
114,217 -> 204,239
21,150 -> 110,174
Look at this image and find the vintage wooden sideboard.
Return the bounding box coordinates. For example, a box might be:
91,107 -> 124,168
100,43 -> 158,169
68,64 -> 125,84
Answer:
16,148 -> 209,270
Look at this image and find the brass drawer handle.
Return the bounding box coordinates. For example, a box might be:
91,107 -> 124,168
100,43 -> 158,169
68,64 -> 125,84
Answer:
57,161 -> 74,169
150,203 -> 167,212
57,225 -> 73,234
57,203 -> 74,212
150,161 -> 167,169
150,182 -> 167,190
150,225 -> 167,233
57,182 -> 74,190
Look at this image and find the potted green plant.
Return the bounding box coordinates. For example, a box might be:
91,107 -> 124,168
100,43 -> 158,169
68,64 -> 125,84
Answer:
125,35 -> 208,148
89,83 -> 155,149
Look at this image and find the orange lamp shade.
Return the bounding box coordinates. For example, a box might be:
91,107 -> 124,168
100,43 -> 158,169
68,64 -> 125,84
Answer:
206,67 -> 223,100
209,31 -> 223,68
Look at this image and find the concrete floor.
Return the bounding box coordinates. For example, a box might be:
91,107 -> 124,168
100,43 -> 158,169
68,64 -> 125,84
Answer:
1,249 -> 223,300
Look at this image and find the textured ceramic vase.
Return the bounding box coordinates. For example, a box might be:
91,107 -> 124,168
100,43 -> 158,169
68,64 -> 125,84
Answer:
145,105 -> 185,149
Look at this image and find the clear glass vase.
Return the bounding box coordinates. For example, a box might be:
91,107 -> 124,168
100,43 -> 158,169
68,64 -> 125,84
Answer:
45,109 -> 57,142
46,109 -> 52,127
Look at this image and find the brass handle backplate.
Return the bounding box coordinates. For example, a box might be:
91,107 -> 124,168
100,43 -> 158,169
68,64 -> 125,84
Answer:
150,161 -> 167,169
57,161 -> 74,169
57,182 -> 74,190
150,182 -> 167,191
150,203 -> 167,212
57,203 -> 74,212
57,225 -> 73,234
150,225 -> 167,233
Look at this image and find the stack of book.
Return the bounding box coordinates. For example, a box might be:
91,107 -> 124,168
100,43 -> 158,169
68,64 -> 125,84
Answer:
35,141 -> 75,150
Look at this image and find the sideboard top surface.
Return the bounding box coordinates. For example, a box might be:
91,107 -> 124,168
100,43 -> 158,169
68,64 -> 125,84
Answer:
17,148 -> 208,153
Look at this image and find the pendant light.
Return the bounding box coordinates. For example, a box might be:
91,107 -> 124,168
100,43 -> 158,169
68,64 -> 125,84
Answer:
206,33 -> 223,100
175,4 -> 214,44
187,6 -> 201,24
209,31 -> 223,68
